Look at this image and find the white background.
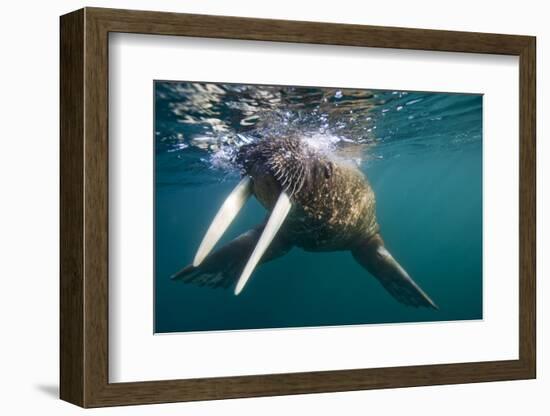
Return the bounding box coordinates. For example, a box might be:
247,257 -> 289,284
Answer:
110,34 -> 519,382
0,0 -> 546,415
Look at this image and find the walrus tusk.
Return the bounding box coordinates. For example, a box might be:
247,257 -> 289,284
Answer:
235,192 -> 292,295
193,176 -> 252,267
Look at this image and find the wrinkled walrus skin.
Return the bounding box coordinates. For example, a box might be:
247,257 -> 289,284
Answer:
172,136 -> 437,309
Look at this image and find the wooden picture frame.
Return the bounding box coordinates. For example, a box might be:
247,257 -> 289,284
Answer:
60,7 -> 536,408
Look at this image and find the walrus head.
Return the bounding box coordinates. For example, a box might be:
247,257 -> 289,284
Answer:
236,136 -> 334,199
192,136 -> 334,294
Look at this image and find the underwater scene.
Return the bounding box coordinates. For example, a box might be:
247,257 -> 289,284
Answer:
154,81 -> 482,333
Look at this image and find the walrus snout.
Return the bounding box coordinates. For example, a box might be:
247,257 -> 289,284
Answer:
236,137 -> 339,206
237,137 -> 314,198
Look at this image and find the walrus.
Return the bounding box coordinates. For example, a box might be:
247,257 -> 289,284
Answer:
172,136 -> 437,309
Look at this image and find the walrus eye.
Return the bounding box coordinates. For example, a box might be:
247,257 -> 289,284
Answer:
193,177 -> 252,267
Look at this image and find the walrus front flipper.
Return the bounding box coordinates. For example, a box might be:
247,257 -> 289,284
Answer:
352,234 -> 438,309
172,225 -> 292,290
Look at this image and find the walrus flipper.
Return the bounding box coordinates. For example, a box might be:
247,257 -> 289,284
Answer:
172,224 -> 292,290
352,234 -> 438,309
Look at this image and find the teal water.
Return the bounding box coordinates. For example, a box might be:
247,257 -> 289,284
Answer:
154,82 -> 482,333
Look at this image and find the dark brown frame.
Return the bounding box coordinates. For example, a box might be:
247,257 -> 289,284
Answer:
60,7 -> 536,408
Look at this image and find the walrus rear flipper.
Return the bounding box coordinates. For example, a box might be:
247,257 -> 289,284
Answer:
352,234 -> 438,309
172,224 -> 292,291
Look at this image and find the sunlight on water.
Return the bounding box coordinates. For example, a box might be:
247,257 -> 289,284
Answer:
156,82 -> 481,182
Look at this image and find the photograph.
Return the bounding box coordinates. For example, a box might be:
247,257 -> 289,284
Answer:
154,81 -> 483,333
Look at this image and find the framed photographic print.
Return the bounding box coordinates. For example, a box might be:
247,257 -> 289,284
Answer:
60,7 -> 536,408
